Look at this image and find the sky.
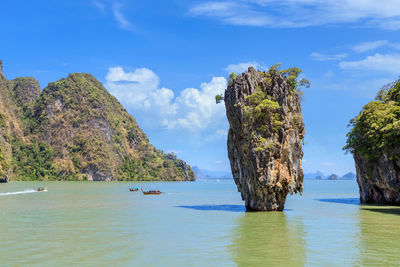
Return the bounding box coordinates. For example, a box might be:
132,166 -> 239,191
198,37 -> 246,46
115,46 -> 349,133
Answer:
1,0 -> 400,176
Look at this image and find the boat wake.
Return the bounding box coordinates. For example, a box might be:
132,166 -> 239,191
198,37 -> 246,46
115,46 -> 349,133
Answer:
0,189 -> 44,196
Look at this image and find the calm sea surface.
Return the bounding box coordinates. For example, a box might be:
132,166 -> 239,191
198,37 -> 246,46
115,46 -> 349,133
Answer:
1,179 -> 400,266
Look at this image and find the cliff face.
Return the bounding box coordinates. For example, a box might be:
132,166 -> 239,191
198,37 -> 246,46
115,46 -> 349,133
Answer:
354,153 -> 400,203
0,60 -> 40,181
0,61 -> 195,181
224,67 -> 305,211
345,79 -> 400,203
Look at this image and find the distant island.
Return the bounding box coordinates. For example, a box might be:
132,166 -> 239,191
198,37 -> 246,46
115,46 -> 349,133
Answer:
304,171 -> 356,180
0,60 -> 194,182
192,166 -> 232,179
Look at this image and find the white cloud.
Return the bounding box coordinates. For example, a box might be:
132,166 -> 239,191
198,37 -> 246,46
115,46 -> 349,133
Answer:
163,77 -> 227,130
105,66 -> 227,132
191,1 -> 236,15
311,52 -> 347,61
93,1 -> 135,31
189,0 -> 400,29
190,2 -> 273,26
93,1 -> 105,13
216,129 -> 227,136
339,53 -> 400,74
352,40 -> 389,53
106,66 -> 158,85
322,70 -> 335,78
374,18 -> 400,31
225,61 -> 262,73
105,67 -> 177,115
352,40 -> 400,53
317,77 -> 395,98
112,1 -> 134,30
204,129 -> 228,142
167,150 -> 182,155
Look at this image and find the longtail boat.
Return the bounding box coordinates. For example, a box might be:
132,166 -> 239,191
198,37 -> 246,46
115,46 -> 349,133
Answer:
37,186 -> 47,192
141,189 -> 162,195
129,187 -> 139,192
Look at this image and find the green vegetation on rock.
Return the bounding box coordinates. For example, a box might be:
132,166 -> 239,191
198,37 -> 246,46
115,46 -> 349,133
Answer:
228,72 -> 237,86
271,64 -> 310,100
0,62 -> 195,181
236,65 -> 309,152
11,139 -> 56,180
344,78 -> 400,161
217,64 -> 309,104
243,89 -> 283,134
224,65 -> 306,211
215,94 -> 224,104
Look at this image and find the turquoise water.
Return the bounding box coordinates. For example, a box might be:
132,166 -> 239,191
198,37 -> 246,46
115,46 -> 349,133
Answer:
1,180 -> 400,266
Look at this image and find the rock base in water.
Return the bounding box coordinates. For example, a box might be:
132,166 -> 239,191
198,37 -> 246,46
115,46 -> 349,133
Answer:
345,78 -> 400,204
224,66 -> 305,211
355,153 -> 400,204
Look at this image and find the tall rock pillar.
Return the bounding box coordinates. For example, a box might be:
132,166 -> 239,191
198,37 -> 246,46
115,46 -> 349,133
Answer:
224,67 -> 305,211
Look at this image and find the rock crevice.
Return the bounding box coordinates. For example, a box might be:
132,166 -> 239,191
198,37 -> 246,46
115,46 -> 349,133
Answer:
224,67 -> 305,211
354,153 -> 400,203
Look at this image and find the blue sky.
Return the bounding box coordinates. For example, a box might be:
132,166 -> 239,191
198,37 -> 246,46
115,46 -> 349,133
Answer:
2,0 -> 400,175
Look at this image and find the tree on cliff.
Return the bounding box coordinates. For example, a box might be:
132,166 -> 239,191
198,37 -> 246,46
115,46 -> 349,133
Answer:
344,77 -> 400,160
215,94 -> 224,104
344,77 -> 400,204
223,65 -> 308,211
216,65 -> 310,104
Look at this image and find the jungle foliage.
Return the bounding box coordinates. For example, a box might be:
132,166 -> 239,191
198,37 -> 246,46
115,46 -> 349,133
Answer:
344,78 -> 400,160
0,71 -> 194,181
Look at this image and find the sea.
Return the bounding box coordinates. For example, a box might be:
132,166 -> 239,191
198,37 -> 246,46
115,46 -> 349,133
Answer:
0,179 -> 399,266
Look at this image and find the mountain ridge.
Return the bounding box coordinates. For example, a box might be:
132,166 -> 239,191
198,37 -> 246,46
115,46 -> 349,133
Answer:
0,60 -> 195,181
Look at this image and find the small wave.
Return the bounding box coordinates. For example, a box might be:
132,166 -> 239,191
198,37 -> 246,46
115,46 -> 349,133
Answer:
0,189 -> 42,196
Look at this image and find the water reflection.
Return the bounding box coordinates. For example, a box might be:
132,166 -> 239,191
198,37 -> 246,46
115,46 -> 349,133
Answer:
230,212 -> 305,266
316,198 -> 360,205
362,207 -> 400,216
358,206 -> 400,265
176,204 -> 245,212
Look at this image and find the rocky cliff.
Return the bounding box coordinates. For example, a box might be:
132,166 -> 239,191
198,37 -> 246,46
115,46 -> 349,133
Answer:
345,79 -> 400,203
0,60 -> 39,181
0,60 -> 195,181
224,66 -> 306,211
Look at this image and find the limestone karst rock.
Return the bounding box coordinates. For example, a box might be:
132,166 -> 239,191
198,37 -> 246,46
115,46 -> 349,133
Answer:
0,60 -> 195,181
345,78 -> 400,203
224,66 -> 305,211
0,60 -> 38,180
353,153 -> 400,203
